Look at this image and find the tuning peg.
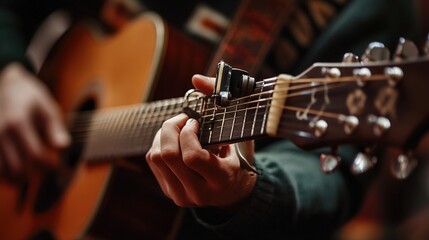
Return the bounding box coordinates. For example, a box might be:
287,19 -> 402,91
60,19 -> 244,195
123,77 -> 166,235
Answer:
390,151 -> 418,179
320,154 -> 341,174
353,67 -> 371,87
367,115 -> 391,136
310,119 -> 328,137
320,147 -> 341,174
384,66 -> 404,86
351,147 -> 377,175
361,42 -> 391,62
322,67 -> 341,78
343,53 -> 359,63
339,115 -> 359,135
394,37 -> 419,61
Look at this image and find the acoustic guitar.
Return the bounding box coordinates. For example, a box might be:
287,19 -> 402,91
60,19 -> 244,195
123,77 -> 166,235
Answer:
1,12 -> 429,240
0,13 -> 211,240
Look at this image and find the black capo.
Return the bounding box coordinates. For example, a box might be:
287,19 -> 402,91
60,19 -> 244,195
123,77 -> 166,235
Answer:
212,61 -> 255,106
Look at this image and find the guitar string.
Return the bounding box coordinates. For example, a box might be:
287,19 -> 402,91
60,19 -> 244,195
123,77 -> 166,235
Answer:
67,72 -> 386,125
68,78 -> 382,150
68,74 -> 386,144
69,73 -> 384,130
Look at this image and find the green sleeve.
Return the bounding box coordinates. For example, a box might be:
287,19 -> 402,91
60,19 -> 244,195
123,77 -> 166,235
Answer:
296,0 -> 421,73
193,141 -> 359,239
0,8 -> 28,69
0,0 -> 66,70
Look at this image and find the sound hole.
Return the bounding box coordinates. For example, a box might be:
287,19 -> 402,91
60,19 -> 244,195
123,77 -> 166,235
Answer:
33,99 -> 96,213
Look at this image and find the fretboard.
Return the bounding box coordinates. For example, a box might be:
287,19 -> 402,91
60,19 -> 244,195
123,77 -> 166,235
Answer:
199,79 -> 276,146
69,78 -> 279,162
71,97 -> 186,161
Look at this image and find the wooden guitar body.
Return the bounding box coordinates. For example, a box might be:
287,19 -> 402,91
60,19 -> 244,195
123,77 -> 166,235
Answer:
0,13 -> 210,239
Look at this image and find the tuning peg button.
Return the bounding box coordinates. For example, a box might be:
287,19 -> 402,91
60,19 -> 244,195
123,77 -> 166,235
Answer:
391,152 -> 418,179
384,66 -> 403,86
368,115 -> 391,136
394,38 -> 419,61
339,115 -> 359,135
310,119 -> 328,138
361,42 -> 391,62
353,68 -> 371,87
351,151 -> 377,175
343,53 -> 359,63
322,67 -> 341,78
320,153 -> 341,174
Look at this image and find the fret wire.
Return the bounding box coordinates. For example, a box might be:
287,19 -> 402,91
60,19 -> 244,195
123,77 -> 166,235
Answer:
130,106 -> 143,153
251,84 -> 262,136
99,109 -> 116,157
240,102 -> 248,139
230,99 -> 238,141
198,104 -> 207,144
97,111 -> 109,155
260,82 -> 269,135
207,99 -> 216,144
110,109 -> 124,154
122,108 -> 135,152
219,107 -> 226,142
133,103 -> 146,150
138,104 -> 150,151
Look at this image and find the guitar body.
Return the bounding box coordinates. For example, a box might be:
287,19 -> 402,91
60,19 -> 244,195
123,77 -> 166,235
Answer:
0,13 -> 210,239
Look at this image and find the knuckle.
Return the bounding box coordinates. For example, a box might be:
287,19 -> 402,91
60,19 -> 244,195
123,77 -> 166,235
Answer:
162,118 -> 175,129
182,154 -> 199,168
148,149 -> 162,163
182,150 -> 206,168
160,147 -> 178,162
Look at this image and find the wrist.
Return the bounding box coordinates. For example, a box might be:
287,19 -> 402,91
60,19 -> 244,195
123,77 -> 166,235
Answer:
218,171 -> 257,212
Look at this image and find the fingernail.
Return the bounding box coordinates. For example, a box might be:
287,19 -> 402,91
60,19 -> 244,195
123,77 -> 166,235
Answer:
186,118 -> 196,125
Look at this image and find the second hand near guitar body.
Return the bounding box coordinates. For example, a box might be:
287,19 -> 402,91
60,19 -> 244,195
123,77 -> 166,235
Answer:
0,13 -> 211,239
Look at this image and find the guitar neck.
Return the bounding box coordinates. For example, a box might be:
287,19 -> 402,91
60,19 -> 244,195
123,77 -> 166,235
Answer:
72,77 -> 281,161
72,97 -> 186,161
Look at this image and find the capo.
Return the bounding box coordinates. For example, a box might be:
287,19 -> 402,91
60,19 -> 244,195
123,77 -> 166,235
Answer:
212,61 -> 256,107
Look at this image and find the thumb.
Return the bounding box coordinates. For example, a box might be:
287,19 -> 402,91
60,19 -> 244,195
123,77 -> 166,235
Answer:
38,98 -> 71,149
191,74 -> 215,96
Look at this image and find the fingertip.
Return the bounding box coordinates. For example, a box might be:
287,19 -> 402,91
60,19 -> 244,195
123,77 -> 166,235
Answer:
52,128 -> 71,148
192,74 -> 214,95
185,118 -> 196,125
184,118 -> 199,132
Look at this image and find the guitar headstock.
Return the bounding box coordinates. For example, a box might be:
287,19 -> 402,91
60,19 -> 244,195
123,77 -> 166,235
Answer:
271,39 -> 429,178
199,39 -> 429,178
